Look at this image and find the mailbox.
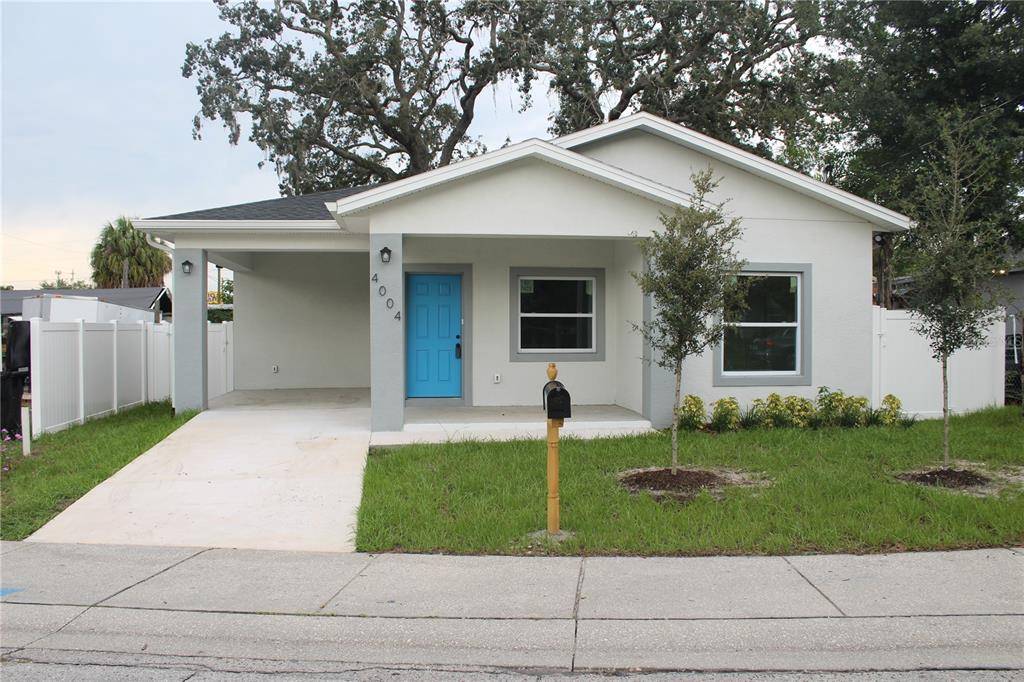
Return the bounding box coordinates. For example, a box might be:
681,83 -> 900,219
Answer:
543,380 -> 572,420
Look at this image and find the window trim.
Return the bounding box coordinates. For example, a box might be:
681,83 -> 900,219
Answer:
509,267 -> 605,363
713,263 -> 812,387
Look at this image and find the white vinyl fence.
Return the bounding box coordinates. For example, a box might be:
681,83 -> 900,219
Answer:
29,319 -> 233,436
871,307 -> 1005,418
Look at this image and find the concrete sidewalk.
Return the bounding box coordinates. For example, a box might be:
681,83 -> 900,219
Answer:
1,542 -> 1022,677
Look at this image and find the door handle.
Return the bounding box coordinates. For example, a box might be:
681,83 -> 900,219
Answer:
455,342 -> 462,359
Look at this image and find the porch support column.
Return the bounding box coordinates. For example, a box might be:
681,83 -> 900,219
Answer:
173,248 -> 208,414
369,233 -> 405,431
642,295 -> 676,429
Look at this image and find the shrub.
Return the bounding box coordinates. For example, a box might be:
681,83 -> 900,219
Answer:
783,395 -> 815,428
864,407 -> 885,428
815,386 -> 846,426
760,393 -> 794,428
739,404 -> 762,430
838,395 -> 870,428
899,414 -> 919,429
677,395 -> 706,431
879,394 -> 903,426
709,397 -> 741,432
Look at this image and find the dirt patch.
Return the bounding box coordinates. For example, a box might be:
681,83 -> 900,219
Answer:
897,468 -> 990,488
618,466 -> 768,502
896,460 -> 1024,497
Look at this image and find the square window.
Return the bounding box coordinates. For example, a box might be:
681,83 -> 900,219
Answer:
518,276 -> 596,353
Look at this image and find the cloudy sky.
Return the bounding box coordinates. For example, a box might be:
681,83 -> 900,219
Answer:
1,1 -> 553,289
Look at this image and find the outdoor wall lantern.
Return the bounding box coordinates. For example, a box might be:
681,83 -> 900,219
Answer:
379,247 -> 392,264
181,260 -> 194,275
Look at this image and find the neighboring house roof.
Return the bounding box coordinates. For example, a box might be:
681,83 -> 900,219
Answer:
0,287 -> 171,317
148,186 -> 370,221
327,138 -> 695,219
552,112 -> 911,231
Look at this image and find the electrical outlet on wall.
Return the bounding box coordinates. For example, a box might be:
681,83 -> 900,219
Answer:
272,364 -> 279,374
493,373 -> 501,384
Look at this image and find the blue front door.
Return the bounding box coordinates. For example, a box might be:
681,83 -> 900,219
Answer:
406,274 -> 462,398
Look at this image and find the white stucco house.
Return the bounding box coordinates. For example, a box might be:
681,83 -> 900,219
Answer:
136,113 -> 910,432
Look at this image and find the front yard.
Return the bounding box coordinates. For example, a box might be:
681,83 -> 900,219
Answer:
1,402 -> 195,540
357,407 -> 1024,555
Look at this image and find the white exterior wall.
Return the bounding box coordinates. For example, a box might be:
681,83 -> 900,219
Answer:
613,240 -> 644,412
233,252 -> 370,390
577,130 -> 877,404
405,237 -> 644,407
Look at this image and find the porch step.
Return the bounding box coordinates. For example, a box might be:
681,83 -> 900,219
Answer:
369,419 -> 656,448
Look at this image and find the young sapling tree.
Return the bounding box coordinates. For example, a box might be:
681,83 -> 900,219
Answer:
904,109 -> 1007,468
633,169 -> 748,472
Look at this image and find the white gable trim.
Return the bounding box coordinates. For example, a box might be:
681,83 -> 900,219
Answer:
554,113 -> 910,232
328,138 -> 694,217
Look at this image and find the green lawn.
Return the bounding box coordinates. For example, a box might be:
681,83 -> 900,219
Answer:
357,407 -> 1024,556
1,402 -> 195,540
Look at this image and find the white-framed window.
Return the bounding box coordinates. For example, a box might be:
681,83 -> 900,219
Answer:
722,273 -> 801,375
517,276 -> 596,353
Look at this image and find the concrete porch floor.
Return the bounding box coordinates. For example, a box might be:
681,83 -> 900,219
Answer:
210,387 -> 655,445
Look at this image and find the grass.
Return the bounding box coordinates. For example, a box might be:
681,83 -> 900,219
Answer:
357,407 -> 1024,556
1,401 -> 195,540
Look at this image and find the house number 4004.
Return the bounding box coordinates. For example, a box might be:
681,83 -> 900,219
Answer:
371,273 -> 401,320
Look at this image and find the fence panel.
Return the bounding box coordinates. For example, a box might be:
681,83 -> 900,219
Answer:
207,323 -> 227,400
115,323 -> 144,409
872,307 -> 1005,417
148,323 -> 172,402
29,321 -> 81,436
82,323 -> 115,420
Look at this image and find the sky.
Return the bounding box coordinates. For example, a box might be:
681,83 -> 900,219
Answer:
1,1 -> 553,290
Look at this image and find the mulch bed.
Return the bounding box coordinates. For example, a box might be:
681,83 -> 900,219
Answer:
620,468 -> 727,492
897,468 -> 990,489
618,466 -> 765,502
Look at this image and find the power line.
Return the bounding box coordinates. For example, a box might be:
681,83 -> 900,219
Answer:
1,232 -> 91,255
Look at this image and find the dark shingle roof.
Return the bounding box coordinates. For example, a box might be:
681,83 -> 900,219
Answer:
1,287 -> 170,317
148,186 -> 371,221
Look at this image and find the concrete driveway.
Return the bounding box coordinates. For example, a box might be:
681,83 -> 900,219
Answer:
27,389 -> 370,553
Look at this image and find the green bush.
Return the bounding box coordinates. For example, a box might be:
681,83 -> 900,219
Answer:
815,386 -> 846,426
709,397 -> 741,432
783,395 -> 814,428
677,395 -> 706,431
879,394 -> 903,426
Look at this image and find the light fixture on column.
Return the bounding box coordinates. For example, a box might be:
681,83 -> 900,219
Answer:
379,247 -> 392,264
181,260 -> 194,275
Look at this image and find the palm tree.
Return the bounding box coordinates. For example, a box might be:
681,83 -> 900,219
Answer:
90,217 -> 171,288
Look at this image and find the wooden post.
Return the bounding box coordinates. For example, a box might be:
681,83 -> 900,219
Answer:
546,362 -> 562,535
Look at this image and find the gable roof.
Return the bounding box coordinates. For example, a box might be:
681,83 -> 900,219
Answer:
1,287 -> 171,317
553,112 -> 911,231
148,186 -> 369,222
328,138 -> 694,217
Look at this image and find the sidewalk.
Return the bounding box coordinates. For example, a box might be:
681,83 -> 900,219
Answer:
1,542 -> 1021,677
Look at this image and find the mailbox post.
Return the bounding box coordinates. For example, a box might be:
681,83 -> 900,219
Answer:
542,362 -> 571,536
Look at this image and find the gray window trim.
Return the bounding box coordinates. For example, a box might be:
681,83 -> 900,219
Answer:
713,262 -> 812,387
403,263 -> 473,406
509,267 -> 606,363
